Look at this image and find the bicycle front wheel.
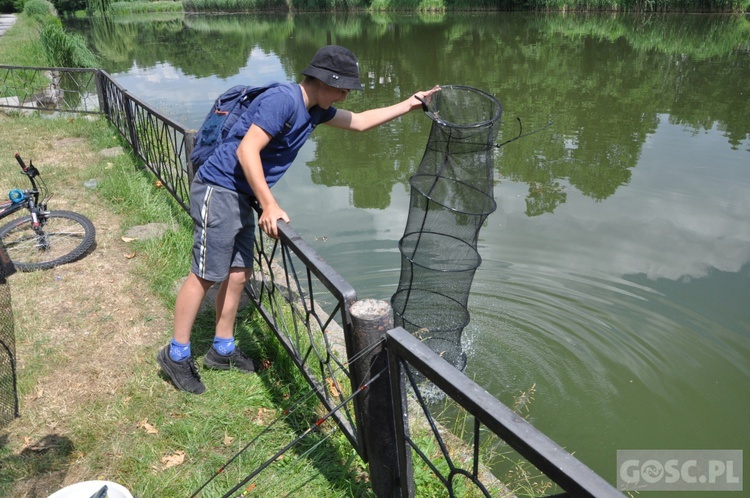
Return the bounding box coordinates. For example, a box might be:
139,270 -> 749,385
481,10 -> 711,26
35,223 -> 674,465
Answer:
0,210 -> 96,271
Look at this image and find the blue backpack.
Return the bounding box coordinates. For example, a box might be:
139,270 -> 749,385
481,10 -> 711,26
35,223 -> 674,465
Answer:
189,82 -> 292,168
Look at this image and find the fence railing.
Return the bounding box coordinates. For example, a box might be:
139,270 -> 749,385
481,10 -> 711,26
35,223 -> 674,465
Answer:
386,327 -> 623,497
249,217 -> 362,453
0,65 -> 624,497
0,65 -> 101,114
96,70 -> 194,212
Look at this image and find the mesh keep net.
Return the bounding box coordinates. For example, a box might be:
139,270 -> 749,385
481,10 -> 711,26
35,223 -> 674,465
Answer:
0,242 -> 19,427
391,85 -> 502,371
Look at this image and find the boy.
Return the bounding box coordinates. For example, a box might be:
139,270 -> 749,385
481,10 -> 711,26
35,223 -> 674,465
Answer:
158,44 -> 440,394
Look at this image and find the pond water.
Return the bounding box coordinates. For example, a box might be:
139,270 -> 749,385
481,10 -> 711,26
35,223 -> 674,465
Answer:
67,12 -> 750,494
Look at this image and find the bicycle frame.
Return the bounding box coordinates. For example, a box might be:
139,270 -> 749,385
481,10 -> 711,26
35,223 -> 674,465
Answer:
1,154 -> 47,233
0,199 -> 29,222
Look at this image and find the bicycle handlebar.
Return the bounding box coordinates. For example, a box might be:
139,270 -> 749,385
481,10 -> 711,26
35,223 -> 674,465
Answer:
14,153 -> 39,179
14,153 -> 27,172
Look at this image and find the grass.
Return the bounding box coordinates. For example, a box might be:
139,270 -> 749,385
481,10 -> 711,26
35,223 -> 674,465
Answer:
0,15 -> 46,67
0,112 -> 377,497
0,13 -> 97,69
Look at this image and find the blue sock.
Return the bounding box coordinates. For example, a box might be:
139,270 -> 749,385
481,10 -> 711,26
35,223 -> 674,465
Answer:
213,336 -> 235,356
169,339 -> 191,362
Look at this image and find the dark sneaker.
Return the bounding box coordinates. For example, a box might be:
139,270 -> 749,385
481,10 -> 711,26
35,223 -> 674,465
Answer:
157,346 -> 206,394
204,346 -> 256,373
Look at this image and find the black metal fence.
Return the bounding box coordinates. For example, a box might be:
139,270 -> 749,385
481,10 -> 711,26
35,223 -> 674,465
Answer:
248,217 -> 362,453
0,65 -> 623,497
96,71 -> 194,212
387,327 -> 622,497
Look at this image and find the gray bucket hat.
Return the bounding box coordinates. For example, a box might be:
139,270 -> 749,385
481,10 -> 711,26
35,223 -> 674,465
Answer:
301,45 -> 364,91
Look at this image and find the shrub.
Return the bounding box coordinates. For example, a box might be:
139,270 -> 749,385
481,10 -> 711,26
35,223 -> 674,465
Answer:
23,0 -> 55,15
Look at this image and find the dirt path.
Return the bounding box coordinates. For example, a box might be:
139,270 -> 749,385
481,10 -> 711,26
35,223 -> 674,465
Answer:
1,123 -> 174,497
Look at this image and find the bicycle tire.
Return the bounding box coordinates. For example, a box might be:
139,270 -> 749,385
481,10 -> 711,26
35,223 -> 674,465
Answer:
0,210 -> 96,271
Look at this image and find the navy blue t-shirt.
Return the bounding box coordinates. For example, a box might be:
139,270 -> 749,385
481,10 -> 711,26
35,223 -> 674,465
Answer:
197,83 -> 337,197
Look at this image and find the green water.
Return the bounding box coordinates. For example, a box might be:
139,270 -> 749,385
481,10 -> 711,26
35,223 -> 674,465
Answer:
67,12 -> 750,494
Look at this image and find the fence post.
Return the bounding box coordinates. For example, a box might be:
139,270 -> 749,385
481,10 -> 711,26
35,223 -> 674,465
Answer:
95,69 -> 107,116
350,299 -> 402,497
122,93 -> 140,158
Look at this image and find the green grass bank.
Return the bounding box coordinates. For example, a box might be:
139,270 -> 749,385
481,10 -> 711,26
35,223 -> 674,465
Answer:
0,12 -> 380,497
0,114 -> 378,497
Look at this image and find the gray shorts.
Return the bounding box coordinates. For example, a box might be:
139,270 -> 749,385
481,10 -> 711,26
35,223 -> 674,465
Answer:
190,178 -> 256,282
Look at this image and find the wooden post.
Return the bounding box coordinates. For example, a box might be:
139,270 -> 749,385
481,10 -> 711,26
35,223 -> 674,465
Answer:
350,299 -> 402,498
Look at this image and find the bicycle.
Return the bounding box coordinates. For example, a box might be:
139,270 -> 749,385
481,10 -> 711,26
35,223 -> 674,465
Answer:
0,153 -> 95,272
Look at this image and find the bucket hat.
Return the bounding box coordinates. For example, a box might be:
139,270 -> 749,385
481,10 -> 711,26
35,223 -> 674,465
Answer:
301,45 -> 364,91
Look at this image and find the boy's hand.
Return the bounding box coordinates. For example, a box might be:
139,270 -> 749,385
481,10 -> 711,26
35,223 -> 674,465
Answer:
411,85 -> 441,111
258,203 -> 290,239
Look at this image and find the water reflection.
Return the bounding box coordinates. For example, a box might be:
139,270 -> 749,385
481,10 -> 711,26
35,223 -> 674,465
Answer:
64,12 -> 750,491
491,116 -> 750,281
67,12 -> 750,216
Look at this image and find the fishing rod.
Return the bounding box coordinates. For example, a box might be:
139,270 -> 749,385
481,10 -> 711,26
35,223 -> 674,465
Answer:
188,383 -> 324,498
190,337 -> 388,497
230,423 -> 341,497
221,368 -> 387,498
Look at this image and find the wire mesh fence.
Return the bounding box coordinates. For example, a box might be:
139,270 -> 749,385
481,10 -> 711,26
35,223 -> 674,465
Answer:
0,241 -> 19,428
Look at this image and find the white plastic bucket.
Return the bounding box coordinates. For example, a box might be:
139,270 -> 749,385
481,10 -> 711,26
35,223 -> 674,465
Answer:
47,480 -> 133,498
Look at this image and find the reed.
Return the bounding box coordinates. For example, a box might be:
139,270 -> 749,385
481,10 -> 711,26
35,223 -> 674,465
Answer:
86,0 -> 112,14
109,0 -> 183,12
370,0 -> 446,11
515,0 -> 747,11
240,0 -> 742,11
39,22 -> 98,67
182,0 -> 287,12
183,0 -> 371,12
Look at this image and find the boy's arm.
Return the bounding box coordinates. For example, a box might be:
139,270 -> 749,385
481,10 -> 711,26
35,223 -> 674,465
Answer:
325,85 -> 440,132
236,123 -> 289,239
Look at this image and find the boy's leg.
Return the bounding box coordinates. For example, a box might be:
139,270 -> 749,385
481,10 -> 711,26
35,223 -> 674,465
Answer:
204,266 -> 257,373
158,178 -> 244,393
203,184 -> 257,373
175,272 -> 216,344
157,273 -> 215,394
214,267 -> 253,340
